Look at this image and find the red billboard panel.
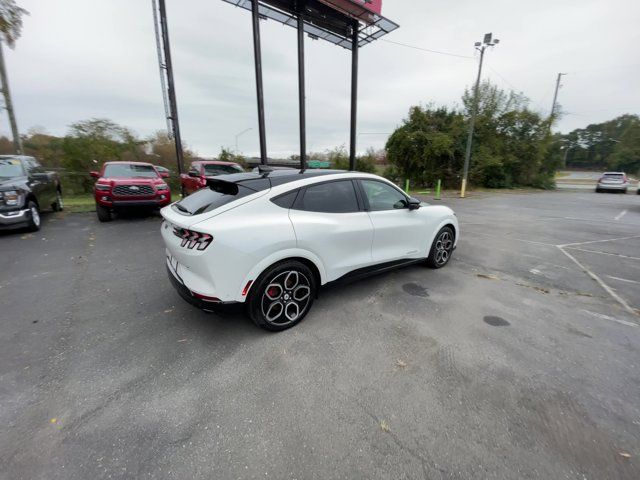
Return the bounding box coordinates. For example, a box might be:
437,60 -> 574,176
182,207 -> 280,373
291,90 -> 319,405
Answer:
363,0 -> 382,15
317,0 -> 383,23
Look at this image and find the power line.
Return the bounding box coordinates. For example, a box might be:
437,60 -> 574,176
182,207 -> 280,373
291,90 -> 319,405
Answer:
380,38 -> 474,59
486,65 -> 521,92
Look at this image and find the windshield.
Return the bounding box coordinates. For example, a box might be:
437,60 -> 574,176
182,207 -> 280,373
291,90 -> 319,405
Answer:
203,164 -> 244,176
103,164 -> 159,178
0,158 -> 25,178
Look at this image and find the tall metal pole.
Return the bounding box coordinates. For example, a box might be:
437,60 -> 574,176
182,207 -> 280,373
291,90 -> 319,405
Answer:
0,39 -> 22,154
251,0 -> 268,165
348,21 -> 359,171
460,46 -> 485,198
550,72 -> 565,120
152,0 -> 172,136
296,1 -> 307,171
158,0 -> 185,178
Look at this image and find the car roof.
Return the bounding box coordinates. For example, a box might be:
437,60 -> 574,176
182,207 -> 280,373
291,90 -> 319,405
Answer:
104,161 -> 154,166
194,160 -> 239,166
222,168 -> 347,185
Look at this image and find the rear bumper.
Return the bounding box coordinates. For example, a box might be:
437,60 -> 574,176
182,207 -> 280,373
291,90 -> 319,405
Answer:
597,183 -> 628,191
166,262 -> 238,309
0,208 -> 29,229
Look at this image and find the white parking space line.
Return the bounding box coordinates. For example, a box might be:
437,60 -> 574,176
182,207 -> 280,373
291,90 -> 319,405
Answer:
558,246 -> 638,317
559,234 -> 640,248
614,210 -> 628,221
566,247 -> 640,261
581,310 -> 638,328
465,230 -> 556,247
607,275 -> 640,285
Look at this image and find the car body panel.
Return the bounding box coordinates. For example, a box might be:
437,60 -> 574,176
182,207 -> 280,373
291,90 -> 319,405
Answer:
597,172 -> 628,192
0,155 -> 60,230
160,171 -> 459,304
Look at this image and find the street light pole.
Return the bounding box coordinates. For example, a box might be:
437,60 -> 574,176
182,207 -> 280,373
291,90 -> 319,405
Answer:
235,127 -> 252,154
460,33 -> 499,198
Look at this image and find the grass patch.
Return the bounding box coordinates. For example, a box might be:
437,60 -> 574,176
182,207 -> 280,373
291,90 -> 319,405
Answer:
62,190 -> 182,214
63,194 -> 95,213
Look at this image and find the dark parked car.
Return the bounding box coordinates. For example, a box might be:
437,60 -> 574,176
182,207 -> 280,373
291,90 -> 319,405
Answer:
91,161 -> 171,222
0,155 -> 63,231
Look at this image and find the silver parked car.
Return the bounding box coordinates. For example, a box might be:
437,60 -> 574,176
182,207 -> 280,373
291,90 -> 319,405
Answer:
596,172 -> 629,193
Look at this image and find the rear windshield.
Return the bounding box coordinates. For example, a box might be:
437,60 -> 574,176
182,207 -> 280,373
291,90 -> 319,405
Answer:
0,158 -> 24,178
104,164 -> 159,178
173,178 -> 270,215
204,164 -> 244,176
603,173 -> 623,177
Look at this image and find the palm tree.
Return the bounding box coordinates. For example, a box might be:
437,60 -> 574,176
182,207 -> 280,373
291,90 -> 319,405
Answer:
0,0 -> 28,153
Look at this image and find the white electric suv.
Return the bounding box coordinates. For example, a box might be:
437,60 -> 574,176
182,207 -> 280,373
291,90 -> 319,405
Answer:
160,169 -> 459,331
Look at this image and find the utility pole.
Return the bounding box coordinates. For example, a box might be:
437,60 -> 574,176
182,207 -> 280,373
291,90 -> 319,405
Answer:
0,38 -> 22,154
460,33 -> 499,198
550,72 -> 566,120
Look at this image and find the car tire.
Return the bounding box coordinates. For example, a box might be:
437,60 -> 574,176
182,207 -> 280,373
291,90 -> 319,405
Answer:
52,189 -> 64,211
96,204 -> 111,222
247,260 -> 316,331
26,200 -> 41,232
595,188 -> 601,193
426,226 -> 455,269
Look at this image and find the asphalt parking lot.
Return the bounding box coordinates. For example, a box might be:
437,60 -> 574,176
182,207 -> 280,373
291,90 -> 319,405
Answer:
1,190 -> 639,479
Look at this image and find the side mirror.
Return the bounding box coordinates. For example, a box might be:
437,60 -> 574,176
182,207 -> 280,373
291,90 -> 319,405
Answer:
188,171 -> 199,178
160,171 -> 170,178
407,197 -> 421,210
90,171 -> 100,179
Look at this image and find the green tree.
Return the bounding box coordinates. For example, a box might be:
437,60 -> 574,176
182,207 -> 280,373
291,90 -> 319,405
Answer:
0,0 -> 28,47
462,81 -> 553,188
386,105 -> 466,188
608,116 -> 640,174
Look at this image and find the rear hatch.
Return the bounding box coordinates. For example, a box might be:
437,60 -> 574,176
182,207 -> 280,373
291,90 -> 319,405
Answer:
601,174 -> 624,184
161,175 -> 272,229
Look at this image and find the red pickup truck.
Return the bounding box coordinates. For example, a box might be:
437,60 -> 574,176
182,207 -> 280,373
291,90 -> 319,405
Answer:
90,161 -> 171,222
180,160 -> 244,195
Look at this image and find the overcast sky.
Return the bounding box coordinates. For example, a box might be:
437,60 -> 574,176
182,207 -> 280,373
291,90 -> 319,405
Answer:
4,0 -> 640,157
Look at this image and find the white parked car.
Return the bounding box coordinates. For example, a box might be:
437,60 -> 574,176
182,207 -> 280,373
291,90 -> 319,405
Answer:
596,172 -> 629,193
160,169 -> 459,331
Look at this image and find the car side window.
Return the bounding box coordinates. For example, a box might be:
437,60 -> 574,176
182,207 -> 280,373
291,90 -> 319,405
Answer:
297,180 -> 359,213
360,180 -> 408,211
271,190 -> 299,209
188,165 -> 199,176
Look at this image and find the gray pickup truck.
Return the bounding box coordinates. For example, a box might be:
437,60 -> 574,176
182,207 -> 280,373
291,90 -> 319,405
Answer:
0,155 -> 63,231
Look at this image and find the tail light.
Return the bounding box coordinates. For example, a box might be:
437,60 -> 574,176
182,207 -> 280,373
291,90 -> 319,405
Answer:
623,175 -> 628,183
173,226 -> 213,250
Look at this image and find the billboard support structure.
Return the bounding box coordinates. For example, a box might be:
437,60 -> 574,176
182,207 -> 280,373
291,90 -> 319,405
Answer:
297,1 -> 307,170
154,1 -> 398,174
251,0 -> 268,165
155,0 -> 185,182
348,20 -> 358,170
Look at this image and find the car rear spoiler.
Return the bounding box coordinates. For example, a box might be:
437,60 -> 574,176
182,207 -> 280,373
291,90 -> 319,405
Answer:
206,178 -> 239,195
